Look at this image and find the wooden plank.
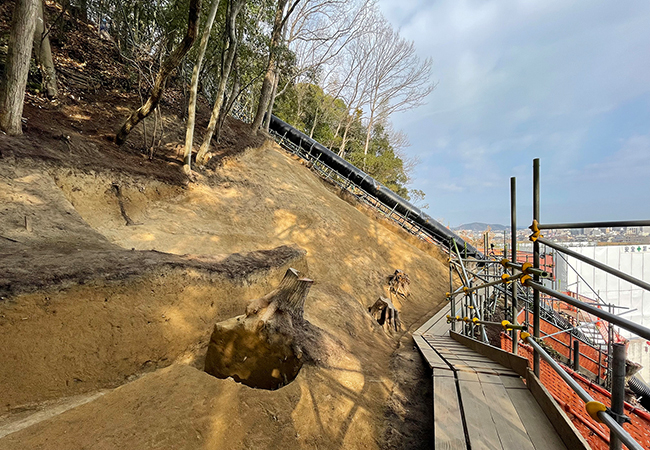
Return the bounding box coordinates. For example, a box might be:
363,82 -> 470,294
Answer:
457,371 -> 480,382
500,375 -> 527,389
478,373 -> 503,385
433,368 -> 455,378
506,387 -> 568,450
481,379 -> 536,450
413,335 -> 449,370
433,373 -> 467,449
458,376 -> 503,449
429,315 -> 452,332
525,369 -> 590,450
450,331 -> 529,377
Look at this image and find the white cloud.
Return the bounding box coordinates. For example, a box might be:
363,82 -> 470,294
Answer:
378,0 -> 650,224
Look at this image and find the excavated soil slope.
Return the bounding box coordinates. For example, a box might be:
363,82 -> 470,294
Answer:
0,141 -> 450,449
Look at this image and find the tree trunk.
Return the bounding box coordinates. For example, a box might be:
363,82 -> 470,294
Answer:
327,118 -> 342,150
195,0 -> 245,166
250,0 -> 287,134
246,268 -> 313,320
33,0 -> 58,99
215,60 -> 240,141
115,0 -> 202,146
262,68 -> 279,131
183,0 -> 221,175
362,110 -> 374,170
308,106 -> 318,138
338,117 -> 352,157
0,0 -> 39,135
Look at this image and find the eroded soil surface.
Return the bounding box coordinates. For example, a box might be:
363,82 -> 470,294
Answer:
0,5 -> 447,446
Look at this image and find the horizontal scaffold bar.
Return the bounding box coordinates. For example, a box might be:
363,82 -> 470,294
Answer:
523,279 -> 650,341
536,237 -> 650,292
537,219 -> 650,230
521,333 -> 644,450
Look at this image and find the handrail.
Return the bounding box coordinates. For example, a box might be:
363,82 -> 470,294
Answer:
536,237 -> 650,293
521,333 -> 643,450
538,220 -> 650,230
446,273 -> 523,298
445,158 -> 648,450
524,280 -> 650,341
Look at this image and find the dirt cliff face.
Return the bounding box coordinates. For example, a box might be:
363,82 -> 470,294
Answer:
0,139 -> 447,449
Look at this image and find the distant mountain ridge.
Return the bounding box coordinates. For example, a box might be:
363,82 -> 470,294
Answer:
453,222 -> 508,232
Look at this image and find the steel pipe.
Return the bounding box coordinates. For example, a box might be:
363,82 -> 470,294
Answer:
524,280 -> 650,341
269,115 -> 483,259
502,261 -> 550,278
537,237 -> 650,293
538,220 -> 650,230
453,241 -> 489,343
522,335 -> 643,450
511,176 -> 518,353
533,158 -> 541,376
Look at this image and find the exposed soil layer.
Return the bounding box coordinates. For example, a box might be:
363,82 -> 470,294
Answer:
0,4 -> 450,447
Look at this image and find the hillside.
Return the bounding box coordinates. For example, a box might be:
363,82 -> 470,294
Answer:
0,5 -> 455,449
454,222 -> 508,232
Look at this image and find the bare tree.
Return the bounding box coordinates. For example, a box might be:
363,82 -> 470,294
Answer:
262,0 -> 371,132
195,0 -> 247,165
34,0 -> 58,99
115,0 -> 202,146
183,0 -> 222,174
250,0 -> 301,134
0,0 -> 39,135
359,18 -> 434,167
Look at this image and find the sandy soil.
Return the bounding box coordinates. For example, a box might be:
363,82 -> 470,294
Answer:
0,140 -> 448,449
0,4 -> 452,447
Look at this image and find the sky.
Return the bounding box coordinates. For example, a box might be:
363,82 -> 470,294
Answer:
377,0 -> 650,228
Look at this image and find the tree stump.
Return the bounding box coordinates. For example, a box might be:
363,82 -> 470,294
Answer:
369,296 -> 402,332
388,269 -> 410,299
204,268 -> 315,390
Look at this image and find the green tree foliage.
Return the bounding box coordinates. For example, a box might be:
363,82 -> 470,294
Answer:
274,82 -> 415,200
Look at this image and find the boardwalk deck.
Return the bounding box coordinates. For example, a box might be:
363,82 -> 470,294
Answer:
414,300 -> 567,450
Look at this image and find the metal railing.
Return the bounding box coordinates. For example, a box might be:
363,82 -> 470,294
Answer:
267,128 -> 446,248
448,158 -> 650,450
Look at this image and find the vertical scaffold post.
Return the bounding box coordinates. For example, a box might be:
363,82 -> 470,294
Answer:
510,176 -> 518,354
533,158 -> 541,376
450,240 -> 455,332
609,343 -> 626,450
573,339 -> 580,372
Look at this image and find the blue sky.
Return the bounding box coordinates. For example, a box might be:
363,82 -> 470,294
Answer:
378,0 -> 650,227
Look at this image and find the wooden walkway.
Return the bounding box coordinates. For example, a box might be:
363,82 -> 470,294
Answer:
414,301 -> 568,450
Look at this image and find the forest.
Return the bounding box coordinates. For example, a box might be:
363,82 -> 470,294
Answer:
1,0 -> 433,200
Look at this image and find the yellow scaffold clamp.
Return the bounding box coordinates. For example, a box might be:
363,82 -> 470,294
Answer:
520,274 -> 532,285
472,317 -> 480,324
529,220 -> 543,242
521,262 -> 533,274
501,273 -> 512,284
463,286 -> 470,295
520,331 -> 531,340
585,401 -> 607,423
501,320 -> 512,330
500,258 -> 509,268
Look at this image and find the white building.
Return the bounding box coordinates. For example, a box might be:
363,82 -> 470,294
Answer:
554,244 -> 650,380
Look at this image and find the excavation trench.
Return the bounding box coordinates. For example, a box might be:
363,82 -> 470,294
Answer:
204,320 -> 304,390
204,268 -> 319,391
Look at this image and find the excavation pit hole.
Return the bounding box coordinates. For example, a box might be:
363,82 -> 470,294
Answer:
204,322 -> 303,390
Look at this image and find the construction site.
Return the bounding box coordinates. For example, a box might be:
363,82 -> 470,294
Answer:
2,2 -> 650,449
